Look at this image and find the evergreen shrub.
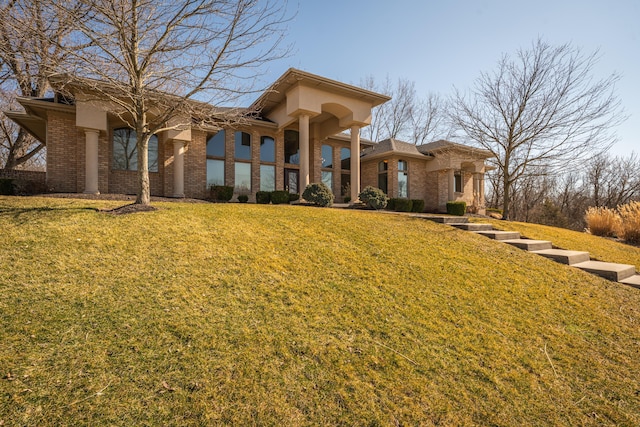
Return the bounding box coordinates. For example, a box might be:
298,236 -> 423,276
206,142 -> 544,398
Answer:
358,186 -> 388,210
447,201 -> 467,216
302,182 -> 334,207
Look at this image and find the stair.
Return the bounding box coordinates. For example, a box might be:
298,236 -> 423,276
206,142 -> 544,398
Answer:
573,261 -> 636,282
474,230 -> 521,240
451,223 -> 494,231
502,239 -> 553,251
531,249 -> 591,265
620,275 -> 640,289
428,216 -> 469,224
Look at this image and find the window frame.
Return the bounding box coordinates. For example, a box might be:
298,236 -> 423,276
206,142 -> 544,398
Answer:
112,127 -> 158,172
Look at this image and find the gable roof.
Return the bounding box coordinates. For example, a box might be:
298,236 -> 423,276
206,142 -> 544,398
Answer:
417,139 -> 493,158
361,138 -> 432,160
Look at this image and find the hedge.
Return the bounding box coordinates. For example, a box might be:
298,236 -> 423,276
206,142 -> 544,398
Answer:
447,201 -> 467,216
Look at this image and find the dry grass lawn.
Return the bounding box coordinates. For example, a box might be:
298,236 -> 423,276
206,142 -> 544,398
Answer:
1,196 -> 640,426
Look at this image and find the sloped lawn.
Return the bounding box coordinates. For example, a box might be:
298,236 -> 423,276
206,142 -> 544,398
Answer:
1,196 -> 640,426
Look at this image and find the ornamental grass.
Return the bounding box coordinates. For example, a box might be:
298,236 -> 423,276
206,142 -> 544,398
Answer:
617,201 -> 640,244
585,206 -> 620,237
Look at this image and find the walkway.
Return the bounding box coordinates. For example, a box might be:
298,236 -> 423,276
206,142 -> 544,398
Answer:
426,216 -> 640,289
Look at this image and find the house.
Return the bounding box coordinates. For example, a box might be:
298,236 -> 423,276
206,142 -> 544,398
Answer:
5,68 -> 492,213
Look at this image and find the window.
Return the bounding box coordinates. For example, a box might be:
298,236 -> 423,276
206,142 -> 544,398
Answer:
321,145 -> 333,168
398,160 -> 408,198
341,174 -> 350,196
235,162 -> 251,192
235,131 -> 251,160
340,147 -> 351,170
378,160 -> 388,194
260,136 -> 275,162
454,171 -> 463,193
206,130 -> 225,157
112,128 -> 158,172
322,171 -> 332,190
207,159 -> 224,187
260,165 -> 275,191
284,130 -> 299,164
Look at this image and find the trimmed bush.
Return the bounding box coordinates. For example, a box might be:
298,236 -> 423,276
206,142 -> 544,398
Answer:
585,206 -> 620,237
386,198 -> 397,211
12,179 -> 47,195
616,201 -> 640,244
410,199 -> 425,213
238,194 -> 249,203
256,191 -> 271,204
0,178 -> 14,195
447,201 -> 467,216
209,185 -> 233,202
271,190 -> 291,205
302,182 -> 334,207
394,198 -> 413,212
358,186 -> 388,210
343,196 -> 351,204
289,193 -> 300,202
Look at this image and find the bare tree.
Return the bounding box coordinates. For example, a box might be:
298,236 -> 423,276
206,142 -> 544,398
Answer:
0,0 -> 84,170
360,75 -> 448,144
585,152 -> 640,208
449,38 -> 624,220
51,0 -> 289,205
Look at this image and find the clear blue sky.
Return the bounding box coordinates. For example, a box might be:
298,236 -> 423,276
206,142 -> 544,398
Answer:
260,0 -> 639,156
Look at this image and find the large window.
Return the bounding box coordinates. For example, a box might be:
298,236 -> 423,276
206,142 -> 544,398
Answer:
284,130 -> 299,164
321,144 -> 333,168
322,171 -> 332,190
206,130 -> 225,157
378,160 -> 388,194
235,131 -> 251,160
260,165 -> 275,191
113,128 -> 158,172
341,174 -> 350,196
235,162 -> 251,192
260,136 -> 275,162
340,148 -> 350,170
206,130 -> 226,188
207,159 -> 224,187
398,160 -> 408,198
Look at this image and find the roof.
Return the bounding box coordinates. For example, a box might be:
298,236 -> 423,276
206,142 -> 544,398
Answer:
417,139 -> 493,158
250,68 -> 391,115
361,138 -> 433,160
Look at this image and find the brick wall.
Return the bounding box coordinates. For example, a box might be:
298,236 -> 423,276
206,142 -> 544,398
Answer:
0,169 -> 46,183
46,111 -> 78,192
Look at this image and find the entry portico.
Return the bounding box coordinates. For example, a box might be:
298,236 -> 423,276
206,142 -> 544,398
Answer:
251,69 -> 390,201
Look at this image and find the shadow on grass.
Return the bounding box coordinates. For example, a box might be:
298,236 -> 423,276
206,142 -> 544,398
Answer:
0,206 -> 100,224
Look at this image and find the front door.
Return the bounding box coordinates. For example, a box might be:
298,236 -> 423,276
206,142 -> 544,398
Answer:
285,169 -> 299,194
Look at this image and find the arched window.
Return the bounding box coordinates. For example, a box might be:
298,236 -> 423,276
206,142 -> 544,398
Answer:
398,160 -> 408,198
235,131 -> 251,160
112,127 -> 158,172
206,130 -> 225,187
378,160 -> 388,194
284,130 -> 299,164
260,136 -> 275,162
260,136 -> 276,192
340,147 -> 350,170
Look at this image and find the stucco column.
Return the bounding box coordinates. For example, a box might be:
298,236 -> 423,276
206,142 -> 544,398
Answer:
173,140 -> 185,198
84,129 -> 100,194
299,114 -> 310,190
350,125 -> 360,201
448,168 -> 455,201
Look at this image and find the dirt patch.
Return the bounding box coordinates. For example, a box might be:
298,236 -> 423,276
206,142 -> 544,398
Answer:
102,203 -> 159,215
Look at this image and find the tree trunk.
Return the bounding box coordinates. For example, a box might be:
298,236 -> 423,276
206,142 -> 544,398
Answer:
135,132 -> 151,205
502,174 -> 511,220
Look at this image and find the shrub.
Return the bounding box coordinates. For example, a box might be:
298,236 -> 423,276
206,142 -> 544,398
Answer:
343,196 -> 351,204
447,201 -> 467,216
255,191 -> 271,204
410,199 -> 425,213
585,206 -> 620,237
394,198 -> 413,212
289,193 -> 300,202
617,201 -> 640,244
386,198 -> 397,211
302,182 -> 334,207
209,185 -> 233,202
12,179 -> 47,195
238,194 -> 249,203
0,178 -> 14,195
358,186 -> 388,210
271,190 -> 291,205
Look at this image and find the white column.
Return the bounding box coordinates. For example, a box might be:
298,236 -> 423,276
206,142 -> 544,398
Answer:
448,169 -> 455,201
299,114 -> 310,190
350,125 -> 360,202
173,140 -> 185,198
84,129 -> 100,194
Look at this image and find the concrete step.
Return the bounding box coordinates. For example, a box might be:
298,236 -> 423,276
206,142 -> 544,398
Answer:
531,249 -> 591,265
573,261 -> 636,282
474,230 -> 521,240
503,239 -> 553,251
620,275 -> 640,289
451,223 -> 494,231
427,216 -> 469,224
